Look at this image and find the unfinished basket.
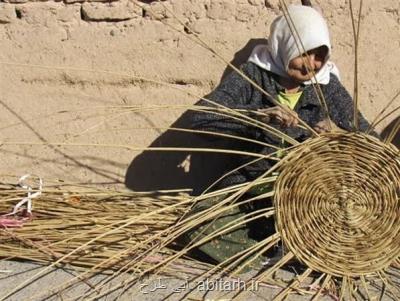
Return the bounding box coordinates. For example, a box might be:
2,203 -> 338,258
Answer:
275,132 -> 400,277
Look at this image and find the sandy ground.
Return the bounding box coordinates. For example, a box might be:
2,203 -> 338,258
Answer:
0,0 -> 399,300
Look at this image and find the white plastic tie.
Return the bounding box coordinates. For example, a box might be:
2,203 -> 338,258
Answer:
11,174 -> 43,215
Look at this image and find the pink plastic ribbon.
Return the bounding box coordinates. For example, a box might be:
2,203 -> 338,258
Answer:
0,218 -> 24,228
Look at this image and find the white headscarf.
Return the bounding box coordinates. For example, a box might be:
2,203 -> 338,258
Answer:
248,5 -> 340,85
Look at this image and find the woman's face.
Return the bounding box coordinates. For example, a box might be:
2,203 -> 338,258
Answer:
287,46 -> 329,83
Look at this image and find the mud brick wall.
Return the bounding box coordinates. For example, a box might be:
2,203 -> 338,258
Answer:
0,0 -> 399,184
0,0 -> 280,24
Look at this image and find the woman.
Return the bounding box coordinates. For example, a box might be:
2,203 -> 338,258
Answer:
181,4 -> 374,270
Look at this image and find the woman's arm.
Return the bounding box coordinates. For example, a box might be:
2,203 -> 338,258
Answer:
191,62 -> 260,140
325,74 -> 379,136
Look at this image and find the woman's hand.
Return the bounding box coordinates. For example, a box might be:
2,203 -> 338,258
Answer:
257,106 -> 299,128
313,118 -> 342,133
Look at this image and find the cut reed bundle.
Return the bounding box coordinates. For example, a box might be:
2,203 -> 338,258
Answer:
0,186 -> 193,272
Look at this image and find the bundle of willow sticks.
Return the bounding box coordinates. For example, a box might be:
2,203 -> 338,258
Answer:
0,185 -> 192,271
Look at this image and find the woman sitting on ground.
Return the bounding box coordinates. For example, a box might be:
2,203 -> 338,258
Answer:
181,4 -> 376,270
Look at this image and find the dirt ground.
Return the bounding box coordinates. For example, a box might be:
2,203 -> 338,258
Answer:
0,0 -> 399,300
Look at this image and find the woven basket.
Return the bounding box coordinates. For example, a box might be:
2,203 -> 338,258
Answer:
275,132 -> 400,277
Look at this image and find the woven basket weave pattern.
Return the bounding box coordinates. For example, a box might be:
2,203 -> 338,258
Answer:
275,133 -> 400,276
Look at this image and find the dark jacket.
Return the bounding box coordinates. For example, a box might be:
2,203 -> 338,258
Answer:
192,62 -> 374,188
